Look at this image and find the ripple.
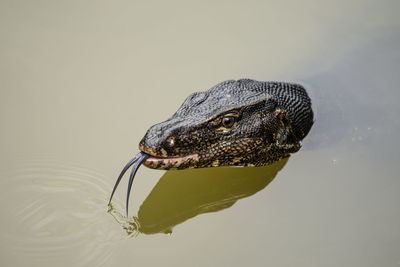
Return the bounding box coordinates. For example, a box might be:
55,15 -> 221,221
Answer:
0,158 -> 122,266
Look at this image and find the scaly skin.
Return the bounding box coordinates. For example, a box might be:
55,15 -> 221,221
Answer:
139,79 -> 314,169
109,79 -> 314,215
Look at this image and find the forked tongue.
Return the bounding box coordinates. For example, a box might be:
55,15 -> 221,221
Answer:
108,152 -> 150,216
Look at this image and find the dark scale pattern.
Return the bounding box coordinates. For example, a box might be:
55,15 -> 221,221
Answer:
139,79 -> 314,169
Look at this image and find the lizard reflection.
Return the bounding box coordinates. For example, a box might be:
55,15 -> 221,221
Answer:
109,157 -> 288,236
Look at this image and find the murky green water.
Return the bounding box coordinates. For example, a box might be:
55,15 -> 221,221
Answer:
1,1 -> 399,266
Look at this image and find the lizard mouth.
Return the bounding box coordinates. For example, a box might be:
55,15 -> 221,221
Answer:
138,143 -> 199,169
143,153 -> 199,169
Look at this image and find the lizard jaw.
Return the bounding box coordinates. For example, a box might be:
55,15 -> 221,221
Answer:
139,141 -> 199,169
143,154 -> 199,170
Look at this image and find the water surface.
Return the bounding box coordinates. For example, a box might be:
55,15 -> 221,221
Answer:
0,1 -> 399,266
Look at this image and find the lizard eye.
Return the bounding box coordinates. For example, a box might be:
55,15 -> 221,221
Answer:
222,116 -> 236,128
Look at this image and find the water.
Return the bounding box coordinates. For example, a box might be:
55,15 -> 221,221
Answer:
1,1 -> 399,266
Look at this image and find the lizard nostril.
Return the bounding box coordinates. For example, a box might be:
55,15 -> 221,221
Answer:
166,135 -> 176,148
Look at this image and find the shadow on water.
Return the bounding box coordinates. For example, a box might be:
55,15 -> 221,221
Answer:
109,157 -> 288,236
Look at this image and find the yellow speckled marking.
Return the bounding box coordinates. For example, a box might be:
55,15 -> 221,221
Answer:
160,148 -> 168,157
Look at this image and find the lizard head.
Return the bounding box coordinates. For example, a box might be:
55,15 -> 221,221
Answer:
139,79 -> 313,169
109,79 -> 314,215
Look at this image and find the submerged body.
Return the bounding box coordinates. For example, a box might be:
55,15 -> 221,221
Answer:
109,79 -> 314,214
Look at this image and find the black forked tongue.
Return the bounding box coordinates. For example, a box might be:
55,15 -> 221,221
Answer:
108,152 -> 149,216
